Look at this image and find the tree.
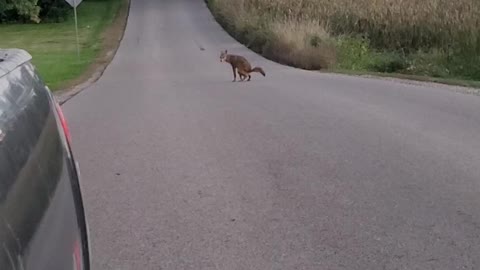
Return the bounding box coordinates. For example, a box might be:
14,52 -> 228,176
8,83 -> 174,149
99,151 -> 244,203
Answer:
38,0 -> 70,23
0,0 -> 40,23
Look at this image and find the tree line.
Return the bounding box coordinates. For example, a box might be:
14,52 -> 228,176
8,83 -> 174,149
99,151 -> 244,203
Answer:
0,0 -> 72,23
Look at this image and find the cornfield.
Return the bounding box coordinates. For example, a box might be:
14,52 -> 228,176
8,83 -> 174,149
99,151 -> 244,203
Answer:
222,0 -> 480,51
209,0 -> 480,77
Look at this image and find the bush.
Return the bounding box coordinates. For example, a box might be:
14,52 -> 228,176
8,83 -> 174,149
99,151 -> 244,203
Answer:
368,52 -> 407,73
0,0 -> 69,23
336,37 -> 372,71
0,0 -> 40,23
38,0 -> 70,22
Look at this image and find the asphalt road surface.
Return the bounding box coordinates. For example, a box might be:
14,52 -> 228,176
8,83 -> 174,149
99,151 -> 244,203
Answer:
63,0 -> 480,269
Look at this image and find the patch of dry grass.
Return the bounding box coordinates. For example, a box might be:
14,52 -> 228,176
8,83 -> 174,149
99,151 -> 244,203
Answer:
261,20 -> 335,69
209,0 -> 336,69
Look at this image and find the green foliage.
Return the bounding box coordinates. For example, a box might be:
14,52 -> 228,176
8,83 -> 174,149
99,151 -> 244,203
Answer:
0,0 -> 69,23
0,0 -> 40,23
336,37 -> 372,70
0,0 -> 125,89
38,0 -> 70,23
368,52 -> 407,73
405,50 -> 480,80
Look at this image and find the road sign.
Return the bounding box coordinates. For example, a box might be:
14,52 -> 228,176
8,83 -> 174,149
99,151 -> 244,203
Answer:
64,0 -> 84,58
64,0 -> 83,8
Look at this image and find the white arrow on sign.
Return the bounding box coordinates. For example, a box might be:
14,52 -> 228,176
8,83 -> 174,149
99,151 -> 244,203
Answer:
64,0 -> 83,8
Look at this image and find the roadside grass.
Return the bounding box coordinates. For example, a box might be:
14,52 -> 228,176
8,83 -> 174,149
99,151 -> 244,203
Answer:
331,69 -> 480,91
206,0 -> 480,87
0,0 -> 124,90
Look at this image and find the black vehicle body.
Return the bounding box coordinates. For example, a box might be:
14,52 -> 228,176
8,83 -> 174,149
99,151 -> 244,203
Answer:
0,49 -> 90,270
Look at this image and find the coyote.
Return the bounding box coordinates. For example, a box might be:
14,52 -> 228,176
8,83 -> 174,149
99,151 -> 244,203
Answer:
220,50 -> 266,82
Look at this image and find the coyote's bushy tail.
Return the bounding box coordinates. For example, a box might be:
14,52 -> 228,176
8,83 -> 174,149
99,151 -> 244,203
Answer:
250,67 -> 266,76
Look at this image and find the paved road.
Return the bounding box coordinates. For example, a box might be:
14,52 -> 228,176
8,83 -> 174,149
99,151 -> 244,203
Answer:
64,0 -> 480,269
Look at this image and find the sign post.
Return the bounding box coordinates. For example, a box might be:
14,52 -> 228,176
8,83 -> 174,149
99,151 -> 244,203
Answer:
64,0 -> 84,59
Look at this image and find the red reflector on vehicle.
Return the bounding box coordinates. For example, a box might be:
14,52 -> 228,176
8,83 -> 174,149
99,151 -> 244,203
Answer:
55,102 -> 72,144
73,239 -> 82,270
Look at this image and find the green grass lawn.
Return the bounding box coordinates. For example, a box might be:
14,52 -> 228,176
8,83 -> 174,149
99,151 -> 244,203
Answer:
0,0 -> 124,90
